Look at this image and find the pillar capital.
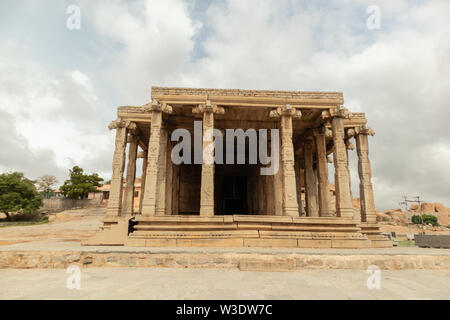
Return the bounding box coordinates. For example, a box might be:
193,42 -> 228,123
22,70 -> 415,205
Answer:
314,124 -> 332,138
345,139 -> 355,150
141,100 -> 173,114
192,100 -> 225,115
345,127 -> 356,139
269,104 -> 302,119
330,105 -> 352,119
108,119 -> 137,131
355,124 -> 375,136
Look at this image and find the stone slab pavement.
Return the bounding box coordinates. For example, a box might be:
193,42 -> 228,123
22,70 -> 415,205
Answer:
0,268 -> 449,300
2,238 -> 450,256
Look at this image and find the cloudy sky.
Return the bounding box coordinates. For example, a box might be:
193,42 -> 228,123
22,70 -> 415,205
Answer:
0,0 -> 449,210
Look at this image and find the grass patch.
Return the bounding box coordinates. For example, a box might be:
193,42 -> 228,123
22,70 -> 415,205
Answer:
0,214 -> 49,228
398,240 -> 416,247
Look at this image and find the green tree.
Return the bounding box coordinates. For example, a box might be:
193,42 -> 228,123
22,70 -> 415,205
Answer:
60,166 -> 104,199
411,214 -> 439,226
0,172 -> 43,220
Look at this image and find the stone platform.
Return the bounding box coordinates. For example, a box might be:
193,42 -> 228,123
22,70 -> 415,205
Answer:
1,240 -> 448,271
84,215 -> 392,248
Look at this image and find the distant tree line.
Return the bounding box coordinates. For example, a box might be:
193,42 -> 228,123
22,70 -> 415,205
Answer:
0,166 -> 105,220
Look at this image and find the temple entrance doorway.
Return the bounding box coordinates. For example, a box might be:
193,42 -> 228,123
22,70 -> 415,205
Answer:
221,176 -> 247,215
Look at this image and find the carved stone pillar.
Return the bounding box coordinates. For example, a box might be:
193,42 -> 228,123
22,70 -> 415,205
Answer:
299,167 -> 306,215
155,128 -> 168,215
345,128 -> 357,221
314,127 -> 331,217
294,155 -> 304,215
193,101 -> 225,216
138,150 -> 147,213
331,106 -> 354,219
141,101 -> 172,216
122,132 -> 138,216
304,138 -> 319,217
355,125 -> 377,223
270,105 -> 301,217
106,119 -> 136,217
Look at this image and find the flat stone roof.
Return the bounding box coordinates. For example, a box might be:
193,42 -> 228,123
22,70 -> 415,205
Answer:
151,86 -> 344,103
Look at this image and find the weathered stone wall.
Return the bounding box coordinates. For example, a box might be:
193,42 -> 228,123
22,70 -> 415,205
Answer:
0,250 -> 449,270
42,198 -> 103,213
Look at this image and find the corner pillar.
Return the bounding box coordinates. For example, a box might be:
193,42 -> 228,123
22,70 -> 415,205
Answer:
106,119 -> 136,217
141,101 -> 172,216
355,125 -> 377,223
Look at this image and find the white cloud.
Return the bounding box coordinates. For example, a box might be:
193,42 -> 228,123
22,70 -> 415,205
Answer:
0,37 -> 113,183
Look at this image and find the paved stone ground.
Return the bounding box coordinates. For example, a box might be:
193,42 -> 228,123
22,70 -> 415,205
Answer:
0,268 -> 449,300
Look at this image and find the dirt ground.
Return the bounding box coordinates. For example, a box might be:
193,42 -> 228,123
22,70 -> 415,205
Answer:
380,223 -> 450,235
0,208 -> 104,245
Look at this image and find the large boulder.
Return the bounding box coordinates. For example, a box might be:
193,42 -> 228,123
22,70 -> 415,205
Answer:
435,203 -> 450,227
376,211 -> 391,222
382,208 -> 408,225
421,202 -> 435,213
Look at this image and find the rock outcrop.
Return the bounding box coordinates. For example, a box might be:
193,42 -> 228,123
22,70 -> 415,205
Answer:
409,202 -> 450,227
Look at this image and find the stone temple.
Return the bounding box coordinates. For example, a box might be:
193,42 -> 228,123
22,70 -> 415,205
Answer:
84,87 -> 391,248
